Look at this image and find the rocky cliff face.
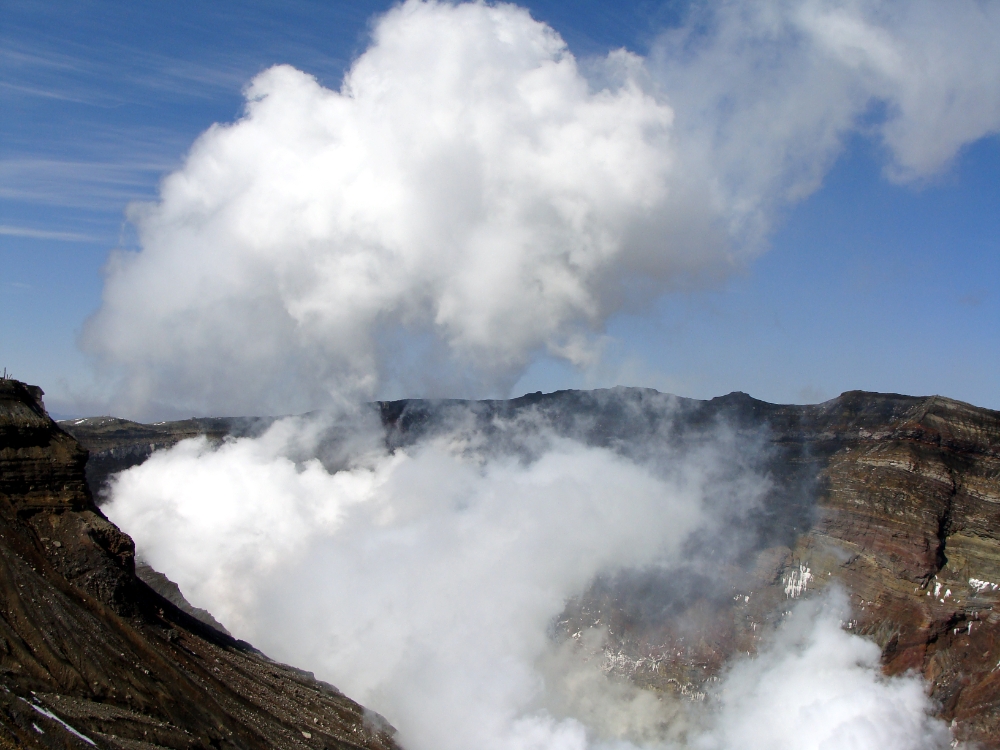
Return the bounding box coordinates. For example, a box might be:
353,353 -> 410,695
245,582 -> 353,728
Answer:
61,386 -> 1000,747
0,379 -> 397,750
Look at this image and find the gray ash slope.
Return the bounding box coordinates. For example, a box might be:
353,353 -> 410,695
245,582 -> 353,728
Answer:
66,386 -> 1000,748
0,379 -> 398,750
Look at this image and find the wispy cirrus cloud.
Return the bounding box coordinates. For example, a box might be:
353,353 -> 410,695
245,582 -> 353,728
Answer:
0,35 -> 264,224
0,155 -> 179,212
0,224 -> 99,242
0,80 -> 94,104
0,35 -> 251,105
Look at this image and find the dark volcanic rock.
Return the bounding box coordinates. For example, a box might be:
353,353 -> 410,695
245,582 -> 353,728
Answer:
0,379 -> 397,750
134,562 -> 231,636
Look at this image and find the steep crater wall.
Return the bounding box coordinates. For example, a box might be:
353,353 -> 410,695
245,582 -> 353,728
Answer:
63,386 -> 1000,747
0,379 -> 398,750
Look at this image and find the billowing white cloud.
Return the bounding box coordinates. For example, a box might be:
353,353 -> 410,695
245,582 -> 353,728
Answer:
105,413 -> 951,750
651,0 -> 1000,242
84,0 -> 1000,417
84,0 -> 701,416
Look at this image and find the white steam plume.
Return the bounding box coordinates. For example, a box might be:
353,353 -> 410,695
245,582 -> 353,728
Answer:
104,413 -> 951,750
106,412 -> 714,750
696,589 -> 949,750
83,0 -> 1000,418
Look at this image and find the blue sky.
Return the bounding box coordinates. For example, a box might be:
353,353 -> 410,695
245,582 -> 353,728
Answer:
2,0 -> 998,416
518,133 -> 1000,405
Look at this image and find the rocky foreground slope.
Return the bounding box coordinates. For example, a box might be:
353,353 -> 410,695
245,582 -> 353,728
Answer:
36,384 -> 1000,747
0,379 -> 398,750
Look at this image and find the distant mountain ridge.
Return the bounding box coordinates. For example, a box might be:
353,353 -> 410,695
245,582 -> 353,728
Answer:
57,415 -> 274,504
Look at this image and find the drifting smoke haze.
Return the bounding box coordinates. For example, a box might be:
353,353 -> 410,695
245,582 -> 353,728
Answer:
94,0 -> 1000,747
83,0 -> 1000,418
105,406 -> 951,749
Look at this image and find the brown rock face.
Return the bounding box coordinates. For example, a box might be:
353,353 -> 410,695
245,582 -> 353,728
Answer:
377,389 -> 1000,746
801,395 -> 1000,744
0,379 -> 398,750
1,382 -> 90,511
